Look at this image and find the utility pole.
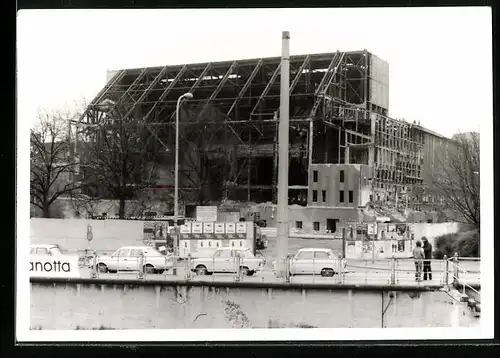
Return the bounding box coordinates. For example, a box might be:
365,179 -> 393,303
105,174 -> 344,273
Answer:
276,31 -> 290,278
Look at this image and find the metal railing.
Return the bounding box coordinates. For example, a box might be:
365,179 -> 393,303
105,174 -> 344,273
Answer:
75,249 -> 480,288
446,253 -> 481,302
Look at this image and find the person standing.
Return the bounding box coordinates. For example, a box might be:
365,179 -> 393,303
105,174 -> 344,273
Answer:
412,241 -> 425,281
422,237 -> 433,280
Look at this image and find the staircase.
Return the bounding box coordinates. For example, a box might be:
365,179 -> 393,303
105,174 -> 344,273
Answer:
446,259 -> 481,318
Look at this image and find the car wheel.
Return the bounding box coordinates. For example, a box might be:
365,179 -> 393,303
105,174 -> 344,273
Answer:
195,265 -> 208,275
321,268 -> 335,277
247,270 -> 255,276
97,263 -> 108,273
143,264 -> 155,274
240,266 -> 249,276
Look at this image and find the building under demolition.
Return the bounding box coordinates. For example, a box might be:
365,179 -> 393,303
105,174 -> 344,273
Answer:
75,50 -> 449,227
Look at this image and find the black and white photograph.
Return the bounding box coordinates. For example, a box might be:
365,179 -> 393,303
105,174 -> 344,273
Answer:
17,7 -> 493,341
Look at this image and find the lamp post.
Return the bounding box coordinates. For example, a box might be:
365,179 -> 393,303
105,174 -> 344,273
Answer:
173,92 -> 194,275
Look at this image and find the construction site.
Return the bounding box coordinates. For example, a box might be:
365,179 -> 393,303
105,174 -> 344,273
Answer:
73,49 -> 451,229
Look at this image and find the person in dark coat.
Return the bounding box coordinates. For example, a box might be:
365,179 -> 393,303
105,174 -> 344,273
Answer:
422,237 -> 433,280
412,241 -> 425,281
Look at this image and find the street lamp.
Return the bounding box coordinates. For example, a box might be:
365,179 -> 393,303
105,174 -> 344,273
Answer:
173,92 -> 193,275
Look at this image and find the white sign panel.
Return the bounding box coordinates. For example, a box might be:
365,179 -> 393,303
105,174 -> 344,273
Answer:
203,222 -> 214,234
196,206 -> 218,222
192,222 -> 203,234
180,222 -> 192,234
225,222 -> 236,234
30,255 -> 81,278
214,223 -> 225,234
367,222 -> 377,235
236,222 -> 247,234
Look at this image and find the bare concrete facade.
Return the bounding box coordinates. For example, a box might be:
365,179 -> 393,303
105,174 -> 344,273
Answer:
308,164 -> 373,208
30,280 -> 478,329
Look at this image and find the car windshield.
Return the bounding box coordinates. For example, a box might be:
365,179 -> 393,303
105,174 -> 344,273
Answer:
244,249 -> 254,258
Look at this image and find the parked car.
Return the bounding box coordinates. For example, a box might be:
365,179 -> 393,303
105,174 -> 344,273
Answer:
30,244 -> 63,256
272,248 -> 346,277
95,246 -> 174,274
191,247 -> 264,276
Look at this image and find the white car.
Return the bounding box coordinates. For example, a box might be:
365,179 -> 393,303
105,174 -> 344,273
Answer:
191,247 -> 264,276
30,244 -> 63,256
273,248 -> 346,277
96,246 -> 174,274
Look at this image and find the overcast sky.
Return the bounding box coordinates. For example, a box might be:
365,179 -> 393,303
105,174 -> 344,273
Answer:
17,7 -> 491,138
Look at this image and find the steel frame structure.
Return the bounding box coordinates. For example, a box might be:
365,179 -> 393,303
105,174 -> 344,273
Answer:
75,50 -> 448,206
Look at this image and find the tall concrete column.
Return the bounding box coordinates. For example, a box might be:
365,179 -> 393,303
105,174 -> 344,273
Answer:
276,31 -> 290,277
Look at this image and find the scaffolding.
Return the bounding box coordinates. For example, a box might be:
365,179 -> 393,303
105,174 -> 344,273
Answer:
73,50 -> 448,207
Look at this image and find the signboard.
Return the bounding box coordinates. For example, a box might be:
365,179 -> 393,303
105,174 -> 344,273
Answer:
344,239 -> 413,259
196,206 -> 218,222
192,222 -> 203,234
180,222 -> 192,234
214,223 -> 225,234
143,221 -> 169,242
203,222 -> 214,234
30,255 -> 81,278
346,223 -> 356,240
377,223 -> 388,240
225,222 -> 236,234
367,222 -> 377,235
236,222 -> 247,234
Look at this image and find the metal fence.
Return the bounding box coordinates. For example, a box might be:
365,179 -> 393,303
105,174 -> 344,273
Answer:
74,250 -> 479,288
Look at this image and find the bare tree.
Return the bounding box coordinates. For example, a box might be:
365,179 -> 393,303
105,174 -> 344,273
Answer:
431,132 -> 480,228
179,105 -> 233,206
78,110 -> 157,218
30,109 -> 80,218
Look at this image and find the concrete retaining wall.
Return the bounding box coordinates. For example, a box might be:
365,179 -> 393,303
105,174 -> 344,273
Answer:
30,219 -> 145,252
30,219 -> 461,256
30,280 -> 478,330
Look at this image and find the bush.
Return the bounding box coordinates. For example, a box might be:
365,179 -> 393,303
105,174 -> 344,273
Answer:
434,229 -> 479,259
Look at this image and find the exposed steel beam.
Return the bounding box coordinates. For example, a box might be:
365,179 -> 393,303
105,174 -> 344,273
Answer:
250,63 -> 281,116
188,62 -> 212,94
289,55 -> 310,94
196,61 -> 238,121
77,70 -> 126,123
165,62 -> 212,123
106,67 -> 149,116
226,59 -> 263,118
123,65 -> 170,119
144,64 -> 188,121
315,51 -> 341,96
308,52 -> 344,119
